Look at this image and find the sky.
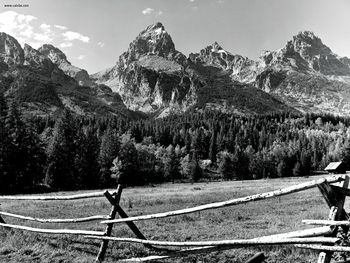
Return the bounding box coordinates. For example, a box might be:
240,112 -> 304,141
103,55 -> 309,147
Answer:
0,0 -> 349,74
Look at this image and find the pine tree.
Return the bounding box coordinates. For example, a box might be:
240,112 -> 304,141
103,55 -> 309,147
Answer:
209,127 -> 217,164
190,153 -> 202,183
219,152 -> 233,180
341,140 -> 350,170
98,127 -> 120,187
75,127 -> 100,189
5,102 -> 45,191
45,109 -> 77,190
116,141 -> 139,185
0,94 -> 13,193
163,145 -> 180,182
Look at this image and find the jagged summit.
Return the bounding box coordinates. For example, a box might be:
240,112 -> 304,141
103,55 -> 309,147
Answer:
209,41 -> 225,52
142,22 -> 166,33
259,30 -> 350,76
288,30 -> 332,58
118,22 -> 184,66
39,44 -> 68,64
39,44 -> 93,86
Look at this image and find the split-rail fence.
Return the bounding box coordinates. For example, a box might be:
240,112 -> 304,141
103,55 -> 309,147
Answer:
0,174 -> 350,263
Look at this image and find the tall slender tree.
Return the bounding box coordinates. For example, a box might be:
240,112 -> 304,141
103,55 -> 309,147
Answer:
45,109 -> 77,190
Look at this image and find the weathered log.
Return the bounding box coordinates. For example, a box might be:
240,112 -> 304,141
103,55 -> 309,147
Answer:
296,244 -> 350,252
0,211 -> 109,223
303,219 -> 350,226
84,236 -> 339,247
118,226 -> 334,262
263,226 -> 333,239
0,222 -> 105,236
101,176 -> 343,224
0,191 -> 107,201
121,246 -> 226,262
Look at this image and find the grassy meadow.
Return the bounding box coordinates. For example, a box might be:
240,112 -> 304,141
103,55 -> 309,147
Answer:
0,175 -> 344,263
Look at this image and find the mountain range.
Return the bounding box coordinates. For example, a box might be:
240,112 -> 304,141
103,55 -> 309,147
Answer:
1,22 -> 350,118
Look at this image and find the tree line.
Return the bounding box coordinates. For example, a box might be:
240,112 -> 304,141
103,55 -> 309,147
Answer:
1,93 -> 350,194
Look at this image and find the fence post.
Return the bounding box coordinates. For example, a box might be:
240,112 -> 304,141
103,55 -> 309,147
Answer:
115,204 -> 156,250
244,252 -> 266,263
0,205 -> 5,223
95,186 -> 123,263
317,175 -> 349,263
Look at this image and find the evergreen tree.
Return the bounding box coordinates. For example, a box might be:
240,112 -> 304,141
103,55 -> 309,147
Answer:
341,140 -> 350,170
190,153 -> 202,183
98,127 -> 120,186
163,145 -> 180,182
5,102 -> 45,191
0,94 -> 13,193
209,127 -> 217,164
45,109 -> 77,190
75,127 -> 100,189
116,141 -> 139,185
219,152 -> 234,180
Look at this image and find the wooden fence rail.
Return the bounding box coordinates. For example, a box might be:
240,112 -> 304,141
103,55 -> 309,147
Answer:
0,211 -> 109,223
0,222 -> 105,236
101,175 -> 343,225
0,191 -> 107,200
0,174 -> 349,263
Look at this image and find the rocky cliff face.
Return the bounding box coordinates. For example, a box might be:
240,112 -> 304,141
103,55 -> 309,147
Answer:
38,44 -> 93,86
188,42 -> 258,83
0,32 -> 24,67
92,22 -> 195,114
93,23 -> 291,116
0,32 -> 130,117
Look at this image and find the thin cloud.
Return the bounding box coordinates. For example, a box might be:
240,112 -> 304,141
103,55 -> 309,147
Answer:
157,11 -> 163,16
54,24 -> 67,30
189,0 -> 195,2
142,8 -> 154,15
59,42 -> 73,48
40,23 -> 51,31
97,41 -> 105,48
63,31 -> 90,43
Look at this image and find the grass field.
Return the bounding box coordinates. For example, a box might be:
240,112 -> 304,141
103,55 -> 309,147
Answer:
0,175 -> 346,263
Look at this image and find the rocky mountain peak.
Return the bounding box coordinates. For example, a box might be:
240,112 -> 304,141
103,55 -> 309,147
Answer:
0,32 -> 24,66
38,44 -> 69,65
287,31 -> 332,58
260,31 -> 350,76
23,43 -> 56,75
38,43 -> 92,86
118,22 -> 181,68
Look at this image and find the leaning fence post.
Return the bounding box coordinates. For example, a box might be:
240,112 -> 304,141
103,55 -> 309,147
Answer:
0,204 -> 5,224
317,175 -> 349,263
115,204 -> 157,250
245,252 -> 266,263
96,185 -> 123,263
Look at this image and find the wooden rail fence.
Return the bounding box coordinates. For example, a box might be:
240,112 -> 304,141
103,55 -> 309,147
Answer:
0,174 -> 350,263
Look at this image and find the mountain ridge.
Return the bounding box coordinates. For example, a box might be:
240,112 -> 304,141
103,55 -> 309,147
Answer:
2,23 -> 350,118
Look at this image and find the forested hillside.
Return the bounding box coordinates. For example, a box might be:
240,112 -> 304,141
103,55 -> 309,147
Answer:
1,92 -> 350,194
